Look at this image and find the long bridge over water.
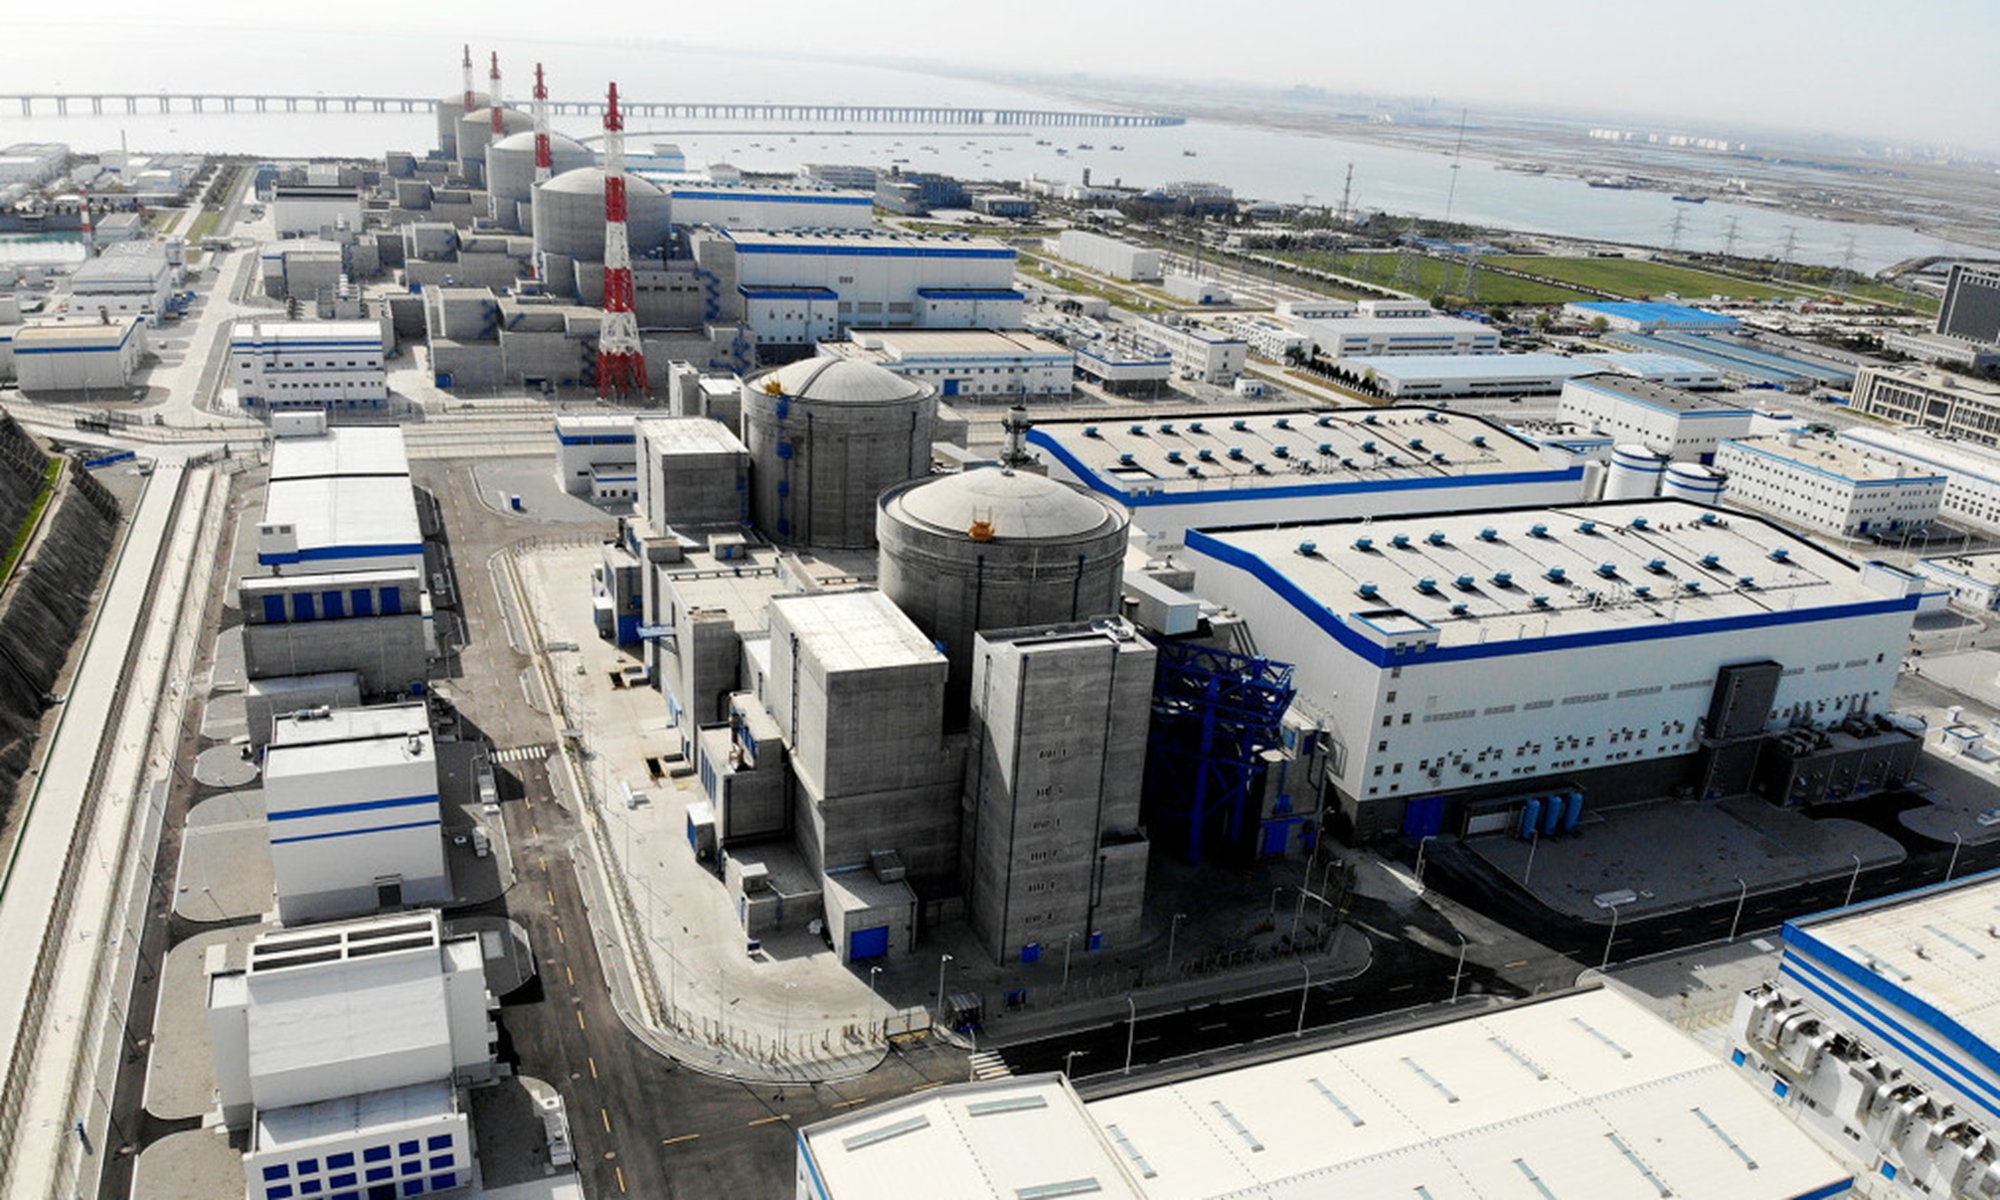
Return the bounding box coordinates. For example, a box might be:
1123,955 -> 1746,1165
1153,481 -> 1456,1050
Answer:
3,93 -> 1184,127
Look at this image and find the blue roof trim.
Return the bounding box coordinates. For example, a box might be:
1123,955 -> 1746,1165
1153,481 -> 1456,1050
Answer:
270,793 -> 439,822
1787,1181 -> 1855,1200
14,320 -> 140,354
270,817 -> 442,846
1182,524 -> 1919,667
1723,438 -> 1946,489
738,285 -> 839,299
731,241 -> 1013,260
916,289 -> 1026,301
259,542 -> 425,566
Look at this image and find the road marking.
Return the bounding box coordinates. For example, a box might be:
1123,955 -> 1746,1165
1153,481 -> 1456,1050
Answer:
589,1056 -> 599,1079
1390,983 -> 1415,992
1135,1035 -> 1162,1045
577,1010 -> 587,1031
748,1114 -> 789,1127
601,1108 -> 612,1133
557,926 -> 566,945
833,1098 -> 869,1109
910,1081 -> 946,1093
1503,960 -> 1529,970
661,1133 -> 701,1146
1264,1009 -> 1287,1019
615,1166 -> 627,1194
548,889 -> 557,906
566,965 -> 575,986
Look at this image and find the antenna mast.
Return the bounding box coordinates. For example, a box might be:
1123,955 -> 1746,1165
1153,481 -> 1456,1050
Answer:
597,82 -> 648,399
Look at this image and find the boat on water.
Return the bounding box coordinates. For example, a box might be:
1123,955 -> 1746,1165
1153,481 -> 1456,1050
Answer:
1076,143 -> 1094,150
1182,149 -> 1198,157
1586,175 -> 1634,189
1671,194 -> 1709,203
1108,144 -> 1124,151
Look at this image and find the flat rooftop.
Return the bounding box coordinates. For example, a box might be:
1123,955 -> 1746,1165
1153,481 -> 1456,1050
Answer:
1862,365 -> 2000,399
1333,352 -> 1596,382
268,702 -> 430,757
832,328 -> 1072,360
724,228 -> 1014,258
12,319 -> 140,349
1186,498 -> 1899,647
1569,300 -> 1740,328
1027,407 -> 1554,496
1572,351 -> 1724,382
1295,313 -> 1497,339
1607,331 -> 1853,387
268,426 -> 410,481
1565,372 -> 1756,415
634,415 -> 749,456
1842,425 -> 2000,481
231,319 -> 383,350
257,1079 -> 454,1151
1724,434 -> 1948,483
770,589 -> 942,674
262,475 -> 421,557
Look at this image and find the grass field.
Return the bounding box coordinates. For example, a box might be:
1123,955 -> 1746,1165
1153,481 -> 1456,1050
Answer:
1017,254 -> 1172,313
0,459 -> 62,587
1486,256 -> 1793,301
1277,251 -> 1585,305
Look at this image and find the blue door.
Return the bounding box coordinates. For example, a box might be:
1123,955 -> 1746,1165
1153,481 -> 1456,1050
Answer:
1261,823 -> 1290,857
380,586 -> 402,615
351,588 -> 375,616
262,595 -> 286,623
321,590 -> 345,618
849,925 -> 890,961
291,592 -> 316,621
942,378 -> 960,396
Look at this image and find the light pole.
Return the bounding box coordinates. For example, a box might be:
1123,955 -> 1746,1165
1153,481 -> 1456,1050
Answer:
1123,995 -> 1137,1075
1601,897 -> 1631,974
1061,932 -> 1079,991
1948,831 -> 1965,883
1845,852 -> 1863,908
1294,961 -> 1312,1037
869,965 -> 882,994
1522,827 -> 1540,887
1451,931 -> 1468,1003
935,954 -> 954,1026
1167,912 -> 1187,973
1064,1048 -> 1089,1079
1267,886 -> 1285,928
1729,875 -> 1748,942
781,982 -> 797,1044
1414,835 -> 1436,889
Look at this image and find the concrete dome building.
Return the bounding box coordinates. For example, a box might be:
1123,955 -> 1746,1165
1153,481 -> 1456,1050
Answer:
530,166 -> 671,262
435,91 -> 489,159
878,465 -> 1130,712
486,131 -> 594,230
455,107 -> 535,185
743,358 -> 937,549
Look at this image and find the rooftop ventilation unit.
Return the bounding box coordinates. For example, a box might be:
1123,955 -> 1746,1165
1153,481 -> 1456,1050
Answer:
1197,448 -> 1214,461
1390,533 -> 1411,549
1341,457 -> 1357,469
1631,516 -> 1648,530
1428,411 -> 1445,423
1188,421 -> 1205,433
1117,453 -> 1135,466
1083,425 -> 1100,438
1701,553 -> 1721,568
1409,437 -> 1426,452
1231,419 -> 1249,432
1455,574 -> 1476,590
1532,594 -> 1551,607
1433,452 -> 1448,463
1357,581 -> 1379,599
1471,434 -> 1488,448
1363,413 -> 1378,425
1158,422 -> 1175,435
1319,443 -> 1335,456
1416,577 -> 1439,594
1361,440 -> 1377,454
1492,570 -> 1513,588
1546,566 -> 1567,582
1166,450 -> 1184,464
1427,531 -> 1447,546
1647,558 -> 1668,573
1384,454 -> 1400,466
1634,584 -> 1652,598
1317,415 -> 1335,427
1297,540 -> 1318,556
1699,512 -> 1719,525
1187,465 -> 1202,476
1578,520 -> 1597,534
1769,547 -> 1790,562
1129,423 -> 1146,435
1478,527 -> 1498,542
1529,523 -> 1549,538
1683,579 -> 1704,592
1596,562 -> 1618,579
1272,445 -> 1290,458
1738,575 -> 1756,588
1354,536 -> 1375,551
1227,447 -> 1246,461
1450,602 -> 1469,616
1274,417 -> 1291,429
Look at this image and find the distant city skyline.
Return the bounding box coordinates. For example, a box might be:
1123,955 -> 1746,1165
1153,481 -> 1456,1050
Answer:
4,0 -> 1996,154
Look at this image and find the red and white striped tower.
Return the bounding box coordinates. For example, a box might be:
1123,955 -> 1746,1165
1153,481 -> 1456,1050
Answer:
461,44 -> 476,116
532,63 -> 553,184
596,82 -> 647,398
489,52 -> 504,136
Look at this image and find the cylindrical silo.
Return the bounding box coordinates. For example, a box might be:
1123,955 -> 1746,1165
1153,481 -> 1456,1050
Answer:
435,91 -> 489,159
878,466 -> 1131,716
1663,462 -> 1726,506
742,359 -> 937,549
456,106 -> 535,186
487,131 -> 595,230
531,166 -> 671,263
1604,443 -> 1667,501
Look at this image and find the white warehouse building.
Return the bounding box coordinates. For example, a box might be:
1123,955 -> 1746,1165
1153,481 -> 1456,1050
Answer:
207,910 -> 493,1200
1180,499 -> 1925,840
1135,318 -> 1246,385
1839,425 -> 2000,533
9,318 -> 148,394
258,426 -> 423,577
1297,313 -> 1499,358
817,328 -> 1074,400
264,704 -> 449,923
1055,228 -> 1162,282
1713,434 -> 1946,538
1026,407 -> 1587,550
554,413 -> 638,501
230,319 -> 389,414
1558,373 -> 1757,462
663,182 -> 874,231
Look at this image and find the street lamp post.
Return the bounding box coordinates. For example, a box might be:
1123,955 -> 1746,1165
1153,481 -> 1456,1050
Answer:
1267,886 -> 1285,928
1602,898 -> 1630,974
1451,932 -> 1468,1003
1729,875 -> 1748,942
869,965 -> 882,994
935,954 -> 953,1027
1294,962 -> 1312,1037
1845,853 -> 1863,908
1523,827 -> 1539,887
1123,995 -> 1137,1075
1414,835 -> 1436,889
1948,831 -> 1965,883
1167,912 -> 1187,974
1064,1048 -> 1088,1079
1061,932 -> 1079,991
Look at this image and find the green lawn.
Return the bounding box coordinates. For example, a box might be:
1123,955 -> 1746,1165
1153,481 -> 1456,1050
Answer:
1017,254 -> 1172,313
0,459 -> 62,587
1277,251 -> 1585,305
1486,256 -> 1794,301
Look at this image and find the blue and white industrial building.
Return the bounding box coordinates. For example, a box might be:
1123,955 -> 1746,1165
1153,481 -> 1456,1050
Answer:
1134,317 -> 1247,385
1732,871 -> 2000,1199
1176,499 -> 1924,839
1298,311 -> 1500,358
554,413 -> 639,501
230,319 -> 390,414
1565,300 -> 1741,333
817,328 -> 1074,399
1606,329 -> 1855,390
1026,406 -> 1586,550
207,910 -> 493,1200
660,182 -> 874,231
1840,423 -> 2000,534
1330,351 -> 1599,399
1712,433 -> 1946,538
5,317 -> 148,394
797,987 -> 1856,1200
262,703 -> 449,924
258,425 -> 423,578
1559,373 -> 1759,462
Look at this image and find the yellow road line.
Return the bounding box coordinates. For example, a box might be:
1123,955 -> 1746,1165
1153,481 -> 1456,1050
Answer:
577,1010 -> 587,1031
589,1056 -> 599,1079
601,1108 -> 613,1133
910,1081 -> 946,1093
660,1133 -> 701,1147
616,1166 -> 627,1193
747,1114 -> 789,1127
833,1098 -> 869,1109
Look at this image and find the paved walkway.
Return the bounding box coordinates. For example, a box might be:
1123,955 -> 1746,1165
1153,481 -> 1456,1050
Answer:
129,1127 -> 244,1200
145,924 -> 269,1121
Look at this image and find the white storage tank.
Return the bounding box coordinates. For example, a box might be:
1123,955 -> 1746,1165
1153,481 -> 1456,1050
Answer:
878,466 -> 1131,714
1604,442 -> 1667,500
486,131 -> 594,230
743,358 -> 936,549
1664,461 -> 1726,506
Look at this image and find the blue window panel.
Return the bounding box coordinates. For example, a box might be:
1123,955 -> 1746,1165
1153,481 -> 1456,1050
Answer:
267,1188 -> 294,1200
333,1194 -> 359,1200
1882,1162 -> 1899,1180
263,595 -> 286,623
428,1155 -> 453,1171
401,1181 -> 425,1198
1773,1079 -> 1790,1098
401,1160 -> 421,1176
366,1166 -> 393,1183
351,589 -> 375,617
425,1135 -> 451,1151
264,1166 -> 291,1182
300,1182 -> 323,1196
327,1154 -> 355,1170
321,591 -> 345,619
291,592 -> 316,621
1731,1049 -> 1747,1066
381,586 -> 402,615
329,1176 -> 356,1190
429,1175 -> 456,1192
399,1141 -> 420,1157
363,1147 -> 391,1163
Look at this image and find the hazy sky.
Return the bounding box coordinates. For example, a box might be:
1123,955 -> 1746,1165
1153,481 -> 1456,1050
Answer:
8,0 -> 1997,151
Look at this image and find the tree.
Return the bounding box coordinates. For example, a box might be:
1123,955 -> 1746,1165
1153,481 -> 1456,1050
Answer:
1589,316 -> 1610,334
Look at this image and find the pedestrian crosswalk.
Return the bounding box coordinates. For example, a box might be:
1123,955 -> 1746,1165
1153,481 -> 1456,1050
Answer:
968,1051 -> 1013,1081
491,743 -> 554,765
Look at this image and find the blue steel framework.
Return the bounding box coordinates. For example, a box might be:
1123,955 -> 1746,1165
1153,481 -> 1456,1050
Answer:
1144,643 -> 1297,866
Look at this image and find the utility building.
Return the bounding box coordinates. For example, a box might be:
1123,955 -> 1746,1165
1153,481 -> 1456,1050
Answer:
633,415 -> 750,529
206,911 -> 493,1200
962,622 -> 1154,965
1180,500 -> 1925,841
230,320 -> 389,414
10,318 -> 147,394
1558,374 -> 1757,462
1714,434 -> 1945,538
1055,229 -> 1162,282
264,704 -> 448,923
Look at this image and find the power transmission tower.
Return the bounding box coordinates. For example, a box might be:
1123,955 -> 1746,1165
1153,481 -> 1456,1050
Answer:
1458,248 -> 1480,303
1777,226 -> 1799,283
1667,207 -> 1686,254
1336,162 -> 1354,225
1721,215 -> 1740,261
1392,216 -> 1423,293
